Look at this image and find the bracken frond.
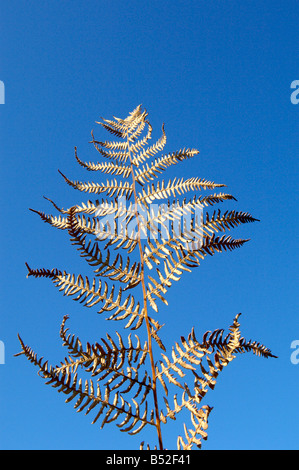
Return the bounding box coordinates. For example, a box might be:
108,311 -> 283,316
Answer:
202,209 -> 259,236
156,314 -> 276,399
134,148 -> 199,184
58,170 -> 133,198
25,263 -> 144,329
67,206 -> 141,289
15,333 -> 155,435
177,404 -> 212,450
74,147 -> 132,177
29,208 -> 69,230
19,104 -> 276,451
137,177 -> 226,209
57,315 -> 149,374
56,316 -> 152,404
90,131 -> 129,163
131,123 -> 167,166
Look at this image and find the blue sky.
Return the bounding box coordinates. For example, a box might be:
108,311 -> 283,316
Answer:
1,0 -> 298,450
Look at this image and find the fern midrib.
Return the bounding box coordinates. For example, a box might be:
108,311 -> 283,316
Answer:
126,131 -> 164,450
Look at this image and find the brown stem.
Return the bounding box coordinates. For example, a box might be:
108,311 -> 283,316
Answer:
126,134 -> 163,450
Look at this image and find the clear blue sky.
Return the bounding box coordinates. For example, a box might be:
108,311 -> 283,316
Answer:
1,0 -> 298,450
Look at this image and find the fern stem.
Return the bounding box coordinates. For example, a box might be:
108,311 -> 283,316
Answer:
127,133 -> 164,450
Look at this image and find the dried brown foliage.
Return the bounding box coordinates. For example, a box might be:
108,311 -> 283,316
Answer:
16,106 -> 276,449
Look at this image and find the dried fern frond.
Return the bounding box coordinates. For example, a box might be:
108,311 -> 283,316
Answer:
58,170 -> 133,198
67,206 -> 141,288
136,177 -> 226,209
15,333 -> 155,435
25,263 -> 144,329
161,313 -> 275,397
75,147 -> 132,177
18,105 -> 276,450
202,209 -> 259,236
177,405 -> 212,450
131,123 -> 167,166
157,314 -> 276,449
156,313 -> 276,401
56,316 -> 152,404
134,148 -> 199,184
57,315 -> 149,374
